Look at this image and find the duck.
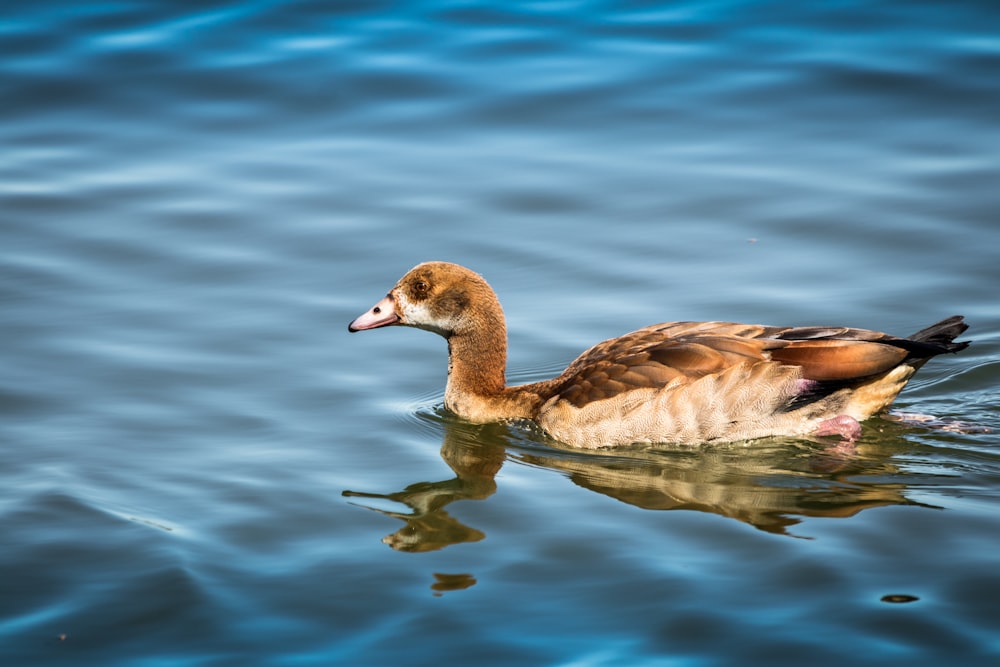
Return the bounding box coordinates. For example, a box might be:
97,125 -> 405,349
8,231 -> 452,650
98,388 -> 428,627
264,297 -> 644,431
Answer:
348,261 -> 969,448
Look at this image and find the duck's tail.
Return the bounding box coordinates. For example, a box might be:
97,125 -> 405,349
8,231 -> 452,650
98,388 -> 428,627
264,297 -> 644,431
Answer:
901,315 -> 970,365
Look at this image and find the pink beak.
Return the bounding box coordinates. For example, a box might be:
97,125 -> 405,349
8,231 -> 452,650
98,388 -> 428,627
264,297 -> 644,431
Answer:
348,295 -> 399,332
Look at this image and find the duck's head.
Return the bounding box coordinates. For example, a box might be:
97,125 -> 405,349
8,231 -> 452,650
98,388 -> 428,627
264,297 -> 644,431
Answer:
348,261 -> 500,338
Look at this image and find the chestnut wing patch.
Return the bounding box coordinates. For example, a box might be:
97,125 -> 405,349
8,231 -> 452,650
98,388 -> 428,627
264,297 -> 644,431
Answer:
762,324 -> 919,381
767,340 -> 907,381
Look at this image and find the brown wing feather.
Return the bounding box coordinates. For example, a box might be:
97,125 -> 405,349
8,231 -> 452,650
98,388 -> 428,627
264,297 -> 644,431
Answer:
555,323 -> 776,408
552,321 -> 925,409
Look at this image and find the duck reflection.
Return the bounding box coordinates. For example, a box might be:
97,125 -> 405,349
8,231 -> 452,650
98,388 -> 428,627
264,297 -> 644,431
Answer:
343,413 -> 934,551
343,421 -> 506,552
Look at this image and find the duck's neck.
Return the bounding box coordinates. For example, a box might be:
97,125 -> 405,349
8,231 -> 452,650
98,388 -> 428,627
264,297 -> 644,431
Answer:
443,313 -> 541,422
447,325 -> 505,391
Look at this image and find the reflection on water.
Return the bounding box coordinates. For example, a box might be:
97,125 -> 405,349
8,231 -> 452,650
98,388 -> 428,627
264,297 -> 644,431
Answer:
344,429 -> 504,552
430,572 -> 477,596
524,436 -> 931,537
344,410 -> 940,551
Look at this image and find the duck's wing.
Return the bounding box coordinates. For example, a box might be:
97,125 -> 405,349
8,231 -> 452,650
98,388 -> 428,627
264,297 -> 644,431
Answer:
552,321 -> 921,409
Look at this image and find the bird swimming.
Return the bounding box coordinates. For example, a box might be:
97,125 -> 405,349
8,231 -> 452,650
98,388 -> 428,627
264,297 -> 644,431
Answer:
349,261 -> 969,448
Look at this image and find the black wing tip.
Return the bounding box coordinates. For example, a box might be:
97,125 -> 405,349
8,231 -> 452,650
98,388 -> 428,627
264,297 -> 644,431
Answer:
908,315 -> 969,353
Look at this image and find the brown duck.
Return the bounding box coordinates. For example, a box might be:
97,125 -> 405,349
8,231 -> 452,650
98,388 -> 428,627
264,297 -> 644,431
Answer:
349,262 -> 969,448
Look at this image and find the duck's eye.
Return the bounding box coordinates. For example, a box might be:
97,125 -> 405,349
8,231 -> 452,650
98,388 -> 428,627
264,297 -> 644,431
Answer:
414,280 -> 429,293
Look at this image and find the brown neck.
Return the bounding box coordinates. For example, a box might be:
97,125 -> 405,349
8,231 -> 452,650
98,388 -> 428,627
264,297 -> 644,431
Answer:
444,307 -> 508,400
432,275 -> 551,422
442,302 -> 547,421
445,327 -> 553,421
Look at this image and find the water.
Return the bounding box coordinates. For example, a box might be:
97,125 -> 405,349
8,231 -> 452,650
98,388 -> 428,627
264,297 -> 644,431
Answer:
3,1 -> 1000,665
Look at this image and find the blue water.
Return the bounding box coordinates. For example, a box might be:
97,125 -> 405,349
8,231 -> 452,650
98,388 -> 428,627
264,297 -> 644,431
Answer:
3,1 -> 1000,665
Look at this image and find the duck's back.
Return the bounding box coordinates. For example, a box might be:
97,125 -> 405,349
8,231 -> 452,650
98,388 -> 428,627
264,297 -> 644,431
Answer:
534,317 -> 968,448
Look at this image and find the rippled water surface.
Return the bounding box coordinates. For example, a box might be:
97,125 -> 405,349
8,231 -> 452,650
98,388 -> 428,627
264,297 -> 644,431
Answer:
3,1 -> 1000,665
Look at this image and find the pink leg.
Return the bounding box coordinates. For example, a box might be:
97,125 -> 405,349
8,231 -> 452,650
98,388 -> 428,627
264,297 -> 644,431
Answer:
809,415 -> 863,469
813,415 -> 862,442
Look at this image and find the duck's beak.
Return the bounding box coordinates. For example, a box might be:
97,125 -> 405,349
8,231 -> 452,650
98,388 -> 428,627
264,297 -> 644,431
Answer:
348,294 -> 399,332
